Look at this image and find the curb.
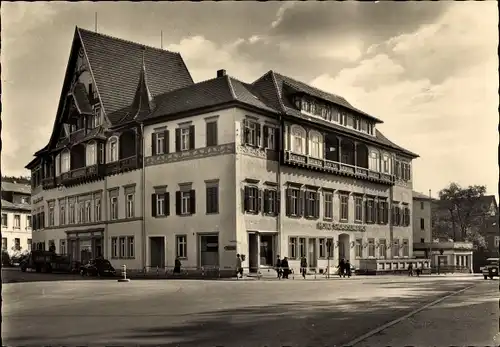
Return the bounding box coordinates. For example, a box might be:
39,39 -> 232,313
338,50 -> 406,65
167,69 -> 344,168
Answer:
344,283 -> 478,346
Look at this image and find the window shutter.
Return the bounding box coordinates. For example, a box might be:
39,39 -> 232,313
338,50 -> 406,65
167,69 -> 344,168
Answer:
151,133 -> 157,156
164,192 -> 170,216
303,192 -> 309,217
314,192 -> 320,218
189,125 -> 195,149
257,189 -> 262,213
175,191 -> 181,215
189,190 -> 196,214
213,122 -> 218,146
242,119 -> 248,144
286,188 -> 292,216
263,189 -> 269,213
263,126 -> 269,148
275,190 -> 281,214
256,124 -> 262,147
243,186 -> 249,212
163,130 -> 169,154
151,194 -> 157,217
274,127 -> 280,151
364,201 -> 368,223
175,128 -> 181,152
384,203 -> 389,224
373,201 -> 378,224
299,190 -> 305,217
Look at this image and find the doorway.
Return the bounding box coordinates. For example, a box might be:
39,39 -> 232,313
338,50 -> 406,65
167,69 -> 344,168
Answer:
199,234 -> 219,267
338,233 -> 350,260
308,238 -> 317,268
150,237 -> 165,268
248,233 -> 259,273
260,234 -> 275,267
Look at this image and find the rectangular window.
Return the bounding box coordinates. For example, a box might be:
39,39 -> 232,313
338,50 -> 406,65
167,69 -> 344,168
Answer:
319,238 -> 326,258
155,132 -> 165,155
323,191 -> 333,220
379,239 -> 387,258
127,236 -> 135,258
378,200 -> 388,225
95,198 -> 101,222
111,237 -> 118,258
355,238 -> 363,258
263,126 -> 276,150
85,201 -> 92,223
176,235 -> 187,258
175,189 -> 195,216
340,194 -> 349,221
26,215 -> 32,228
244,186 -> 260,214
98,143 -> 105,164
402,239 -> 409,257
110,197 -> 118,220
14,238 -> 20,251
403,206 -> 411,227
304,190 -> 319,218
327,238 -> 334,258
393,205 -> 401,226
243,119 -> 260,146
119,237 -> 126,258
286,187 -> 301,217
298,238 -> 306,258
48,207 -> 55,226
289,237 -> 297,259
1,238 -> 7,251
27,239 -> 32,251
354,196 -> 363,222
1,213 -> 7,227
206,121 -> 218,147
78,203 -> 84,223
126,194 -> 135,218
263,189 -> 278,215
181,191 -> 191,215
69,203 -> 75,224
14,215 -> 20,229
206,185 -> 219,214
368,238 -> 375,257
420,218 -> 425,230
180,128 -> 190,151
60,240 -> 66,255
393,239 -> 400,258
156,194 -> 165,216
420,201 -> 424,210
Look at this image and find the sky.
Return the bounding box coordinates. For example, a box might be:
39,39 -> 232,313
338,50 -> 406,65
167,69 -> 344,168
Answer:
2,2 -> 498,198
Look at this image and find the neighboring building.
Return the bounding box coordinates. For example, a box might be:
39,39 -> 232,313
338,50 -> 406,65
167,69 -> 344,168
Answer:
412,191 -> 432,244
26,27 -> 418,273
1,179 -> 32,256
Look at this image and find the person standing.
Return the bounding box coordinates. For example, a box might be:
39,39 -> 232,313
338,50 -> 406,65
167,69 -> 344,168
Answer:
275,255 -> 282,279
408,262 -> 414,276
338,258 -> 345,278
281,257 -> 290,279
174,257 -> 182,276
300,256 -> 308,279
236,254 -> 243,279
345,259 -> 352,278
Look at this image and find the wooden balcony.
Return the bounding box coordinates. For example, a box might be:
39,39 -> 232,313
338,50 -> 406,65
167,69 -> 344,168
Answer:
106,155 -> 142,175
41,177 -> 56,190
284,151 -> 394,185
60,164 -> 106,186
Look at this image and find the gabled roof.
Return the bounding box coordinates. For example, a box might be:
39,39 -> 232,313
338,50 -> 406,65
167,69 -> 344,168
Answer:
413,191 -> 431,200
1,199 -> 31,212
1,181 -> 31,195
140,75 -> 279,122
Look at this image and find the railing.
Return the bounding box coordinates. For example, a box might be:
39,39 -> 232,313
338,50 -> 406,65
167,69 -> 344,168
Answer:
106,155 -> 141,175
41,177 -> 55,189
59,164 -> 106,186
284,151 -> 395,184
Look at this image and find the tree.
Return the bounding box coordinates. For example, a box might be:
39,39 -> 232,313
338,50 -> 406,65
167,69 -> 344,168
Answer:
433,182 -> 489,249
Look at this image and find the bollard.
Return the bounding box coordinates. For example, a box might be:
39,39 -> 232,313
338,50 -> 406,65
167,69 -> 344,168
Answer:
117,264 -> 131,282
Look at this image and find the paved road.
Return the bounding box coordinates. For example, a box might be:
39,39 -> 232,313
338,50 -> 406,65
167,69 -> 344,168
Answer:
2,275 -> 483,346
356,280 -> 499,346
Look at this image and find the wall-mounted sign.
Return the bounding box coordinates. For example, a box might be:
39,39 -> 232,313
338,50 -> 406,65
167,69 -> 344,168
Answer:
316,222 -> 366,232
224,245 -> 237,251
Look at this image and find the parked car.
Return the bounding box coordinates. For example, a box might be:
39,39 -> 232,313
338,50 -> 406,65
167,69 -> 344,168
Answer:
80,258 -> 116,277
20,250 -> 75,273
481,257 -> 499,280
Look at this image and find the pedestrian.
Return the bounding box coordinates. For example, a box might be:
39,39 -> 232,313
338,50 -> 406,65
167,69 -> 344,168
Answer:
416,265 -> 421,277
300,256 -> 308,279
275,255 -> 282,279
408,262 -> 413,277
281,257 -> 290,279
236,254 -> 243,279
338,258 -> 345,278
174,257 -> 182,275
345,259 -> 352,278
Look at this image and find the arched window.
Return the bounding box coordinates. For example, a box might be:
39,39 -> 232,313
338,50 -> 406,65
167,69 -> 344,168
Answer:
86,142 -> 97,166
369,151 -> 379,171
55,153 -> 61,177
309,131 -> 323,158
61,150 -> 70,173
107,137 -> 119,162
291,125 -> 306,155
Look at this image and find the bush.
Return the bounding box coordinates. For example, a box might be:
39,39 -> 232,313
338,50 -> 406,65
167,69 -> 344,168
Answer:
1,251 -> 11,267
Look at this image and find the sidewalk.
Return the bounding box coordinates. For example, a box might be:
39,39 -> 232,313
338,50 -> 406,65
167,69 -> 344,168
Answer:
354,282 -> 499,346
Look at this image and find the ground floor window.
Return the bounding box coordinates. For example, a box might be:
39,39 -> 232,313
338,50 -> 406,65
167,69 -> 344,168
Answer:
176,235 -> 187,259
378,239 -> 386,258
355,238 -> 363,258
289,237 -> 297,259
199,234 -> 219,267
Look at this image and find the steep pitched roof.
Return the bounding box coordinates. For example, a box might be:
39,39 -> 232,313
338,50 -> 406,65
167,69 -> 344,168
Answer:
78,28 -> 194,120
140,75 -> 279,121
1,199 -> 31,212
1,181 -> 31,195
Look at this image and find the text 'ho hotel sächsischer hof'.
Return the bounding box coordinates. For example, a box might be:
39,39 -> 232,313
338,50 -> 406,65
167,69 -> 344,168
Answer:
26,27 -> 419,275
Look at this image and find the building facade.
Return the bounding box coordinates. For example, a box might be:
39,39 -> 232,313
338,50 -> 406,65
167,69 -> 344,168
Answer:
412,191 -> 432,244
26,28 -> 418,273
1,179 -> 33,256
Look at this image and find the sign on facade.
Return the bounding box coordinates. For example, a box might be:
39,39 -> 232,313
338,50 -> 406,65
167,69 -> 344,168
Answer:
316,222 -> 366,232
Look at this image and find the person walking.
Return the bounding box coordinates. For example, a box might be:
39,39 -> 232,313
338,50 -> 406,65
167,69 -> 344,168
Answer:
275,255 -> 282,279
345,259 -> 352,278
408,262 -> 414,276
236,254 -> 243,279
173,257 -> 182,276
300,256 -> 308,279
281,257 -> 290,279
338,258 -> 346,278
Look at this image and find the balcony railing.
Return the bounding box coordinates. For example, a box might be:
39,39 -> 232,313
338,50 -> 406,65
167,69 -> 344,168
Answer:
284,151 -> 394,185
41,177 -> 56,190
59,163 -> 106,186
106,155 -> 142,175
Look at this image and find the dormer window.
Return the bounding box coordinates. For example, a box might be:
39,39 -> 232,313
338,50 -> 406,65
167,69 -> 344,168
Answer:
93,105 -> 101,127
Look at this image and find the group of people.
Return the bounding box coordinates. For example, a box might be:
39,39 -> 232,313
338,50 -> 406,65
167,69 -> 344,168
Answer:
407,263 -> 422,277
337,258 -> 352,278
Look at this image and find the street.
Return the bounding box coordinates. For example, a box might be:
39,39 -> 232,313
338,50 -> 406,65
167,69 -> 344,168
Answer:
3,272 -> 496,346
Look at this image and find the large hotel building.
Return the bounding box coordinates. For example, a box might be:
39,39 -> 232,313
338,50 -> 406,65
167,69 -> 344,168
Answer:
26,28 -> 418,273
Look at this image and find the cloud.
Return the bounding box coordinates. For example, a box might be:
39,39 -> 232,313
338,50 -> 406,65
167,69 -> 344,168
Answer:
310,4 -> 498,195
271,2 -> 297,29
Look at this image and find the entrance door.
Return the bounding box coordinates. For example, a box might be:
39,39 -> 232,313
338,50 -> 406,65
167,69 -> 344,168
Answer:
199,234 -> 219,267
308,238 -> 317,268
248,233 -> 258,273
338,233 -> 350,261
260,234 -> 274,266
150,237 -> 165,268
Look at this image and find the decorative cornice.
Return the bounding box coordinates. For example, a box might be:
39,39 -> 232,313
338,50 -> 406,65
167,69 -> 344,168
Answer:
145,142 -> 235,167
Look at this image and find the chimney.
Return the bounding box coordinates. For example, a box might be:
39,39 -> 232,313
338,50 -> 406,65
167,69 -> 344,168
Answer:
217,69 -> 227,78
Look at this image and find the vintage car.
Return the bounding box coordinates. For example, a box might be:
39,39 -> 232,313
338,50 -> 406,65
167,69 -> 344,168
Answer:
80,258 -> 116,277
481,257 -> 499,280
